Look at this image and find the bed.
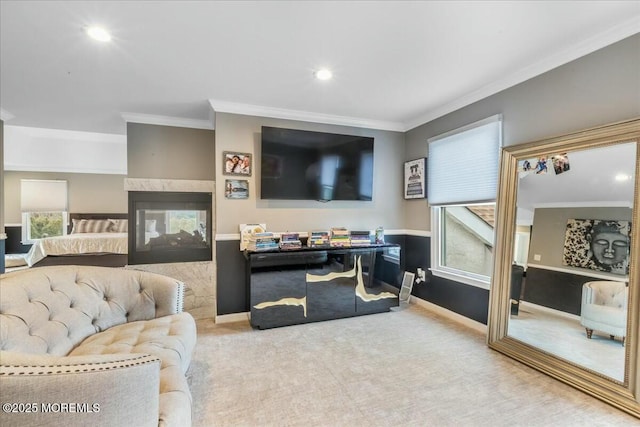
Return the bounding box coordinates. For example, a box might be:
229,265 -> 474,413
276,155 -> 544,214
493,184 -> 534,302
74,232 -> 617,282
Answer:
24,213 -> 130,268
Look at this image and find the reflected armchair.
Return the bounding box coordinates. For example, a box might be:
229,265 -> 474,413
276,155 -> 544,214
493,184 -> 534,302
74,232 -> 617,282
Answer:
580,281 -> 628,345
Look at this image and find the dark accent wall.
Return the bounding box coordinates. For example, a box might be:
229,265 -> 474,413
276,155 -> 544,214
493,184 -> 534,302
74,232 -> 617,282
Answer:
403,234 -> 489,324
522,266 -> 619,316
127,123 -> 215,180
5,226 -> 30,254
216,240 -> 251,315
217,236 -> 406,316
216,233 -> 489,324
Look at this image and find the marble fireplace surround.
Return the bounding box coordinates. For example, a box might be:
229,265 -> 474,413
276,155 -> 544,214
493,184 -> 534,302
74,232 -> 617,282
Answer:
124,178 -> 216,319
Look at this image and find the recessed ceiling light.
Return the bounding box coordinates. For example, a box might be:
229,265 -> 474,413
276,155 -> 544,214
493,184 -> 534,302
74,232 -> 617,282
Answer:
86,26 -> 111,42
314,68 -> 333,81
615,173 -> 632,182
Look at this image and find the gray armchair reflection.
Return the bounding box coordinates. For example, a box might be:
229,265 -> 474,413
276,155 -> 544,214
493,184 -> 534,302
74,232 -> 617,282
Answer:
580,281 -> 628,346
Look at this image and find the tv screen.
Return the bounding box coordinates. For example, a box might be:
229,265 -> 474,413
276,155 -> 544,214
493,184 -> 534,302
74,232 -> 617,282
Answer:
260,126 -> 374,201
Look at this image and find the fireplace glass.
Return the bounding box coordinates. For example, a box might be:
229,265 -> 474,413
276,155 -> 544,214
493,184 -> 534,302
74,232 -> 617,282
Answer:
128,191 -> 212,264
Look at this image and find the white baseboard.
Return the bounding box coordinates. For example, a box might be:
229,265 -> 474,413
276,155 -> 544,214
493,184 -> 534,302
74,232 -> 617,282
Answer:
519,301 -> 580,321
213,300 -> 489,333
410,297 -> 487,334
215,311 -> 250,324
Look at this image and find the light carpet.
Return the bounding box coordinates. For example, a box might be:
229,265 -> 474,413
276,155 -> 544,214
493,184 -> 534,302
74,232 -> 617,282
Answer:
189,304 -> 637,426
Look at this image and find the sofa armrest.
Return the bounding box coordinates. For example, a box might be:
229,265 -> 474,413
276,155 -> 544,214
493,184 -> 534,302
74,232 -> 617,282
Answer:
0,351 -> 161,427
581,282 -> 594,307
130,270 -> 186,318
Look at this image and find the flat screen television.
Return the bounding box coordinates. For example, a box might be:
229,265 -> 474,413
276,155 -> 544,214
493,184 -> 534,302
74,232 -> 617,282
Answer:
260,126 -> 374,201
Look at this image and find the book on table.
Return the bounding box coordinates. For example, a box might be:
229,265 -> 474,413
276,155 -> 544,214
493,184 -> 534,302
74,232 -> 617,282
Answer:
246,232 -> 278,252
330,227 -> 351,247
279,232 -> 302,250
308,230 -> 330,248
350,230 -> 371,247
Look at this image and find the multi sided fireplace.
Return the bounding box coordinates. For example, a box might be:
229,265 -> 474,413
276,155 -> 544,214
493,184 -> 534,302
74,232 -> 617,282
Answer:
128,191 -> 212,265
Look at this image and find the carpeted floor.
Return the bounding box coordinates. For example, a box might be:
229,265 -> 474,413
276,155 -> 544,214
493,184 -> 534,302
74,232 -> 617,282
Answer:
189,304 -> 637,426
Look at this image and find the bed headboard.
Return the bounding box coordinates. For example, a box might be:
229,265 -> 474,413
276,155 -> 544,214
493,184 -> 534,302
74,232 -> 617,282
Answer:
68,213 -> 128,234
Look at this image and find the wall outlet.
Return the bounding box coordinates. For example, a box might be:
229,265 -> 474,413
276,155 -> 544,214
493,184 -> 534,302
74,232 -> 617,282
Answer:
416,268 -> 426,284
533,254 -> 541,261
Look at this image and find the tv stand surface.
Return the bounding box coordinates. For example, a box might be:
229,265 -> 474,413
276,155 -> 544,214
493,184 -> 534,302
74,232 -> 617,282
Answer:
245,245 -> 400,329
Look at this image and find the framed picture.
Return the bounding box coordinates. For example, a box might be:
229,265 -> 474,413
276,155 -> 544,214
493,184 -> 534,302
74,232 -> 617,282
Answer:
223,151 -> 252,176
404,158 -> 427,199
562,218 -> 630,276
224,179 -> 249,199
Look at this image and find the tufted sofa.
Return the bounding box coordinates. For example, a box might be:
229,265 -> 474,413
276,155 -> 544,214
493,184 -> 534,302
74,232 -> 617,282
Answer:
0,265 -> 197,427
580,280 -> 628,345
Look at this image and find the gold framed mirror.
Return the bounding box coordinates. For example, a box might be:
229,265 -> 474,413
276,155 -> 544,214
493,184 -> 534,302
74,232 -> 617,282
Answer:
488,118 -> 640,417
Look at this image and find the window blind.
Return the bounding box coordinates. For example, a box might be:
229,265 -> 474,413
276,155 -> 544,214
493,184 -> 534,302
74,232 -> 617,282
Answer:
427,114 -> 502,206
20,179 -> 68,212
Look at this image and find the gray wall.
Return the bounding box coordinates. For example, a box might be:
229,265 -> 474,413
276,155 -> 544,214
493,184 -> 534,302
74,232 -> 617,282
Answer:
214,113 -> 405,234
3,171 -> 127,224
405,34 -> 640,232
528,206 -> 632,270
127,123 -> 215,180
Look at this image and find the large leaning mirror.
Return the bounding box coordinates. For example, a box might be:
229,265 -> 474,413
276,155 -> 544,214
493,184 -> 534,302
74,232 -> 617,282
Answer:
488,118 -> 640,417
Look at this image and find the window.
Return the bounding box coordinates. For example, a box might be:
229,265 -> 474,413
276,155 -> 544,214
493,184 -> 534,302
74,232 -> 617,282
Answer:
22,212 -> 68,242
427,115 -> 502,288
431,204 -> 495,288
20,179 -> 68,244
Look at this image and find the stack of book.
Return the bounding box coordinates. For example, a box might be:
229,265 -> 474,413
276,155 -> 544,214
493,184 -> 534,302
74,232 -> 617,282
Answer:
330,227 -> 351,248
279,233 -> 302,251
245,232 -> 278,252
349,230 -> 371,247
308,230 -> 330,248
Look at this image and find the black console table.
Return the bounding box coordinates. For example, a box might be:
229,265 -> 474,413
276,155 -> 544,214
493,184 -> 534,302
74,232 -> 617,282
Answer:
245,245 -> 401,329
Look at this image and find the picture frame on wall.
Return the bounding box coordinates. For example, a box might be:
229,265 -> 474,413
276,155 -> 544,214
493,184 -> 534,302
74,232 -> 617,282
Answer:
224,179 -> 249,199
223,151 -> 252,176
404,158 -> 427,199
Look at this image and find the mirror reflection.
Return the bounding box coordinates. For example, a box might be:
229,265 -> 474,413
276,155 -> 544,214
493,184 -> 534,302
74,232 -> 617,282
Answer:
507,141 -> 635,382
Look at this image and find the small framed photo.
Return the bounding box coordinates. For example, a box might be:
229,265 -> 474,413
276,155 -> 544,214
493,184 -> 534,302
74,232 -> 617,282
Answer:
404,158 -> 427,199
225,179 -> 249,199
223,151 -> 252,176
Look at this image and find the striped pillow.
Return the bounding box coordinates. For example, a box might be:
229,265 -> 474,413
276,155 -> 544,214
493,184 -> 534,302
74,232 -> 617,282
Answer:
109,219 -> 128,233
71,219 -> 112,234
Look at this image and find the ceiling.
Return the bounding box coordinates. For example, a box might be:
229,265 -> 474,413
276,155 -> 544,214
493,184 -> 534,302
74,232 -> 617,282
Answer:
1,1 -> 639,135
517,142 -> 637,218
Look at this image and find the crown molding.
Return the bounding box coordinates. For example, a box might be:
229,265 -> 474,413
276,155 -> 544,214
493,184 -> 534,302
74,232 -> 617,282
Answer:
2,164 -> 126,175
403,17 -> 640,131
121,112 -> 214,130
0,108 -> 15,121
530,201 -> 633,209
209,99 -> 405,132
5,125 -> 126,143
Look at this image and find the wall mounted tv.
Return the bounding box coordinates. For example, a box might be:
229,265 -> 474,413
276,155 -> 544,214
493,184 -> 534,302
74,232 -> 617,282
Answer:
260,126 -> 374,201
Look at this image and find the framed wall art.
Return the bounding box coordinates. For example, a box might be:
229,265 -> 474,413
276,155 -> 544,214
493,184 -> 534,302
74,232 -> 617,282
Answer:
404,158 -> 427,199
224,179 -> 249,199
223,151 -> 252,176
562,218 -> 630,275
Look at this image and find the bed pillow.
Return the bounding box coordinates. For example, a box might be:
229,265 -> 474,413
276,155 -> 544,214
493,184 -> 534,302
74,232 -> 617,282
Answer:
145,220 -> 157,233
109,219 -> 128,233
71,219 -> 112,234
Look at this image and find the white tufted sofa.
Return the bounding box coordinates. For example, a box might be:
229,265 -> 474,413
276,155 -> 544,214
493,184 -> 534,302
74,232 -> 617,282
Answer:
0,265 -> 197,427
580,280 -> 628,345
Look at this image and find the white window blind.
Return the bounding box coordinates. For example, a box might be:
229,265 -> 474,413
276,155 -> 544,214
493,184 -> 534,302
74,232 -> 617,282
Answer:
427,115 -> 502,206
20,179 -> 68,212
